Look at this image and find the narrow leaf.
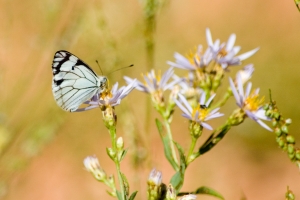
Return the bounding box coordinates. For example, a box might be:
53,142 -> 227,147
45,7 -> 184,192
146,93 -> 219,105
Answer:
170,142 -> 186,192
116,191 -> 122,200
155,118 -> 178,170
199,124 -> 231,155
119,149 -> 128,162
178,186 -> 224,200
128,191 -> 138,200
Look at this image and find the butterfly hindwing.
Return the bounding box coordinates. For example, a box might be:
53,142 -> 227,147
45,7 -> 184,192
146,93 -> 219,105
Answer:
52,50 -> 101,112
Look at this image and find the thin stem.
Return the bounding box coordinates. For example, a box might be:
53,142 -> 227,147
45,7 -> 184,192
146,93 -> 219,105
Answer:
109,127 -> 125,200
163,118 -> 178,165
187,136 -> 197,165
211,87 -> 232,110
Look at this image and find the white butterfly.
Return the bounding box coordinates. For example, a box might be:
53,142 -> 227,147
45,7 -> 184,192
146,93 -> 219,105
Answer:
52,50 -> 108,112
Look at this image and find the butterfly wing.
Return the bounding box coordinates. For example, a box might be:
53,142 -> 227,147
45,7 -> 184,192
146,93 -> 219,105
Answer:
52,50 -> 100,112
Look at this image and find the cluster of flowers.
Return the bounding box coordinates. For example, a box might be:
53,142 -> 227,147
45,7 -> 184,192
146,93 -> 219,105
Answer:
123,28 -> 272,132
82,28 -> 275,200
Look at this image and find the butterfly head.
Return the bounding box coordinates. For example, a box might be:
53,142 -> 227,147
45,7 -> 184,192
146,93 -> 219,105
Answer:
98,76 -> 109,93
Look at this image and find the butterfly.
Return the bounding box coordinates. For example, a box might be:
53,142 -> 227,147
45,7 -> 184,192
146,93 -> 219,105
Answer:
52,50 -> 108,112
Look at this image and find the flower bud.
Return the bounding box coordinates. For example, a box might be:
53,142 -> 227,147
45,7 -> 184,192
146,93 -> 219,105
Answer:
83,155 -> 106,181
286,135 -> 295,144
147,168 -> 163,200
189,121 -> 203,139
102,106 -> 117,128
285,118 -> 292,125
106,147 -> 116,160
117,137 -> 124,150
281,125 -> 288,134
287,144 -> 295,154
274,127 -> 282,136
166,184 -> 176,200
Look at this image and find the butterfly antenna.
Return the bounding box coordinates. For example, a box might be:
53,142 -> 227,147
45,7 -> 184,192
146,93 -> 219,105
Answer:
95,60 -> 104,75
107,64 -> 134,75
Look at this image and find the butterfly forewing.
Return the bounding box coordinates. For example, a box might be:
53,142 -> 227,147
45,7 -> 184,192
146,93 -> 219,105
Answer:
52,50 -> 102,112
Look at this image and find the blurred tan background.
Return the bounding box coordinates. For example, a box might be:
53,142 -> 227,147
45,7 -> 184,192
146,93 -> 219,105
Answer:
0,0 -> 300,200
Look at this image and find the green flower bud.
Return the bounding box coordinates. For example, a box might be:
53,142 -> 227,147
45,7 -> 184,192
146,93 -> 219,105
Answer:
277,136 -> 285,147
166,184 -> 176,200
286,187 -> 295,200
288,152 -> 295,160
281,125 -> 288,134
265,109 -> 273,117
272,119 -> 278,127
262,104 -> 269,110
189,121 -> 203,139
295,149 -> 300,160
106,147 -> 116,160
274,127 -> 282,136
273,112 -> 280,120
286,135 -> 295,144
285,118 -> 292,125
117,137 -> 124,150
287,144 -> 295,154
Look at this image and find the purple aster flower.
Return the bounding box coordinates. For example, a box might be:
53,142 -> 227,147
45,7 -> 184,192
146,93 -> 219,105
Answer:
206,28 -> 259,69
75,80 -> 137,112
172,73 -> 203,97
174,93 -> 224,130
167,45 -> 213,70
83,155 -> 106,181
167,28 -> 259,71
124,68 -> 181,106
124,67 -> 178,93
148,168 -> 162,186
229,75 -> 272,131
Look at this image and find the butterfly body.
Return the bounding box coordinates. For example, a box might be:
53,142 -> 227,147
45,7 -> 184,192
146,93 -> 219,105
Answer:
52,50 -> 108,112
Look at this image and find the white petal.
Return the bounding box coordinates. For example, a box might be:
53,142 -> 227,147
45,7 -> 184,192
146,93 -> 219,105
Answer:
226,34 -> 236,51
206,28 -> 213,46
178,93 -> 193,113
237,47 -> 259,61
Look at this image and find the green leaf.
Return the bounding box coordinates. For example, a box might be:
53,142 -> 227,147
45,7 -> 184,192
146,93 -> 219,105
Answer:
199,124 -> 231,155
128,191 -> 138,200
116,190 -> 123,200
119,149 -> 128,162
170,142 -> 186,192
155,118 -> 178,170
121,172 -> 130,197
178,186 -> 224,200
106,190 -> 117,197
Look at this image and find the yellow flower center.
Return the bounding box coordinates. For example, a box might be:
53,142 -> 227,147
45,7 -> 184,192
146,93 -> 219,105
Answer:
186,48 -> 200,67
141,70 -> 161,89
191,105 -> 209,121
244,91 -> 265,111
100,89 -> 112,100
219,48 -> 228,57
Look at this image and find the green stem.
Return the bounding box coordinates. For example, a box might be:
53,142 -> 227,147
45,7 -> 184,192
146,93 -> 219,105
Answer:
211,87 -> 232,110
187,136 -> 197,165
109,127 -> 126,200
163,118 -> 179,165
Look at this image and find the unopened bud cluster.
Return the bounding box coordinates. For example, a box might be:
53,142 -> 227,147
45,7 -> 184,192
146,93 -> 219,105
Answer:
264,102 -> 300,167
285,186 -> 295,200
147,169 -> 164,200
107,137 -> 126,162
